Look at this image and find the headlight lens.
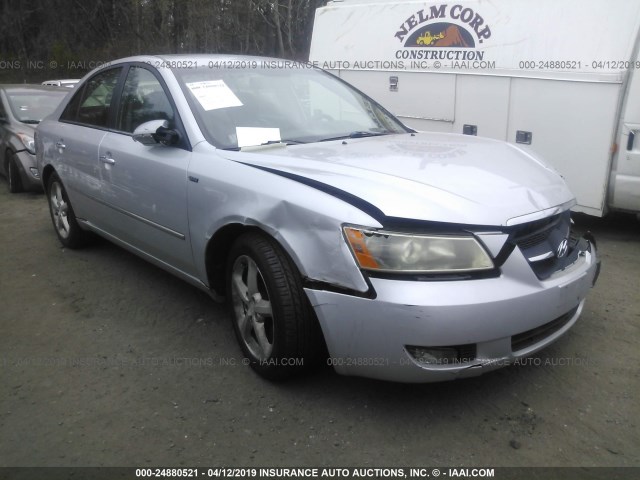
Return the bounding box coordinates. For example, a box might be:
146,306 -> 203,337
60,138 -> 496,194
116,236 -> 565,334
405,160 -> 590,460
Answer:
344,227 -> 494,273
17,133 -> 36,155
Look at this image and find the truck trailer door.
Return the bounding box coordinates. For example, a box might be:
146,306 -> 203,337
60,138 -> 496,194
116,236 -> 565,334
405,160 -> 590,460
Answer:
611,44 -> 640,212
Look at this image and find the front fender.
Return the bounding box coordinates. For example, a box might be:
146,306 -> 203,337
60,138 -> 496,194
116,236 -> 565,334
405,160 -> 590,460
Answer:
187,150 -> 380,293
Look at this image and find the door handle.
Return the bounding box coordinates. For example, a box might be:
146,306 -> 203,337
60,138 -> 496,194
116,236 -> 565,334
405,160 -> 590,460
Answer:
55,141 -> 66,149
99,154 -> 116,165
627,131 -> 635,151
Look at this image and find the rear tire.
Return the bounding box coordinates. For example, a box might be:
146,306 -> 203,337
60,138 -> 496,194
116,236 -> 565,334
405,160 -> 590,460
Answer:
226,232 -> 322,380
6,153 -> 23,193
46,173 -> 92,248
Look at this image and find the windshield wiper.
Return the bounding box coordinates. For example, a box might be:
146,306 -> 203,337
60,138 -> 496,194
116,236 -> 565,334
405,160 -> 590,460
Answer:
318,131 -> 388,142
261,139 -> 306,146
20,120 -> 40,124
221,139 -> 307,151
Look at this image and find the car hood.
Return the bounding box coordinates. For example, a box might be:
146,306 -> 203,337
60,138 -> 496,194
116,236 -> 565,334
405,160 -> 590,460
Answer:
11,121 -> 36,135
220,132 -> 575,227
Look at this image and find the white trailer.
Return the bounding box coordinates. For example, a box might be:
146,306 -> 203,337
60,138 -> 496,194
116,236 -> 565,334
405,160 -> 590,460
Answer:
310,0 -> 640,216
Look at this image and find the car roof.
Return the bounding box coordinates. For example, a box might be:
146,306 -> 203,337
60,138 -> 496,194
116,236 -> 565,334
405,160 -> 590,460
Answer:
63,55 -> 307,87
107,53 -> 296,66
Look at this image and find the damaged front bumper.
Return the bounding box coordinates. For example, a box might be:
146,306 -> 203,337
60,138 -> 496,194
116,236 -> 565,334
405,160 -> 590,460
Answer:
14,150 -> 43,191
305,234 -> 600,383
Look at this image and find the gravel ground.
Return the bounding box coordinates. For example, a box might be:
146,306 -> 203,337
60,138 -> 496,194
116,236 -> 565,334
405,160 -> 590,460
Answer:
0,186 -> 638,473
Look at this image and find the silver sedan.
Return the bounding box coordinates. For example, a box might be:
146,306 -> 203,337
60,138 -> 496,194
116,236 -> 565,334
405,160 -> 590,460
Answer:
36,55 -> 600,382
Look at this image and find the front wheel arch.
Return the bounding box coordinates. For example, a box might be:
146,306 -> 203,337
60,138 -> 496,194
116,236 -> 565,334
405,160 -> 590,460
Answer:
205,223 -> 263,298
204,223 -> 305,299
5,150 -> 24,193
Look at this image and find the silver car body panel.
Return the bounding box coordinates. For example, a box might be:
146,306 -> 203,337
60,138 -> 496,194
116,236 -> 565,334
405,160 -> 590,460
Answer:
187,141 -> 378,292
96,132 -> 196,275
47,122 -> 108,218
36,54 -> 600,382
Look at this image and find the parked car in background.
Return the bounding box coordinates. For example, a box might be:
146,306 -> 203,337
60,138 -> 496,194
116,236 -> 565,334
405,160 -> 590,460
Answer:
0,85 -> 69,192
36,55 -> 600,382
41,79 -> 79,88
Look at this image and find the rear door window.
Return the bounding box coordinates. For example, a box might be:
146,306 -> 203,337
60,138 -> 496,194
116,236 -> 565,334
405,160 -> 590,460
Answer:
61,67 -> 123,128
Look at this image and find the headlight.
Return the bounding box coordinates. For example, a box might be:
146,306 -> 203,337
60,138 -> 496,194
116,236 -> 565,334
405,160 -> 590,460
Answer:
17,133 -> 36,155
344,227 -> 494,273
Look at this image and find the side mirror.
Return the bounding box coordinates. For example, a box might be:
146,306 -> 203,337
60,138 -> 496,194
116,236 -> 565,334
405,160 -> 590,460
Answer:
132,120 -> 180,146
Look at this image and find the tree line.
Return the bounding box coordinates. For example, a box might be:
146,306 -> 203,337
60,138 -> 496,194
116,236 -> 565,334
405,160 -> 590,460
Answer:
0,0 -> 328,83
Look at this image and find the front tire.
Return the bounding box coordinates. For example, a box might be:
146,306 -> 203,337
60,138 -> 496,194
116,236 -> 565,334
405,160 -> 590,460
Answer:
227,232 -> 322,380
6,153 -> 23,193
46,173 -> 92,248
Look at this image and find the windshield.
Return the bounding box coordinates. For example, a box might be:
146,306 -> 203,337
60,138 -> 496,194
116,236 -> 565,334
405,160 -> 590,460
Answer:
172,63 -> 409,149
7,90 -> 69,123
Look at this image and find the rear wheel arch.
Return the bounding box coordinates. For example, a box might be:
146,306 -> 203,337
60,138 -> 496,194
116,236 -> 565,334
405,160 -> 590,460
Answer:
46,172 -> 93,248
41,164 -> 57,191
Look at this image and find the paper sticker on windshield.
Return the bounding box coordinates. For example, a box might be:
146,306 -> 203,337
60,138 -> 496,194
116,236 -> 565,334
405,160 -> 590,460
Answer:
236,127 -> 281,148
186,80 -> 243,111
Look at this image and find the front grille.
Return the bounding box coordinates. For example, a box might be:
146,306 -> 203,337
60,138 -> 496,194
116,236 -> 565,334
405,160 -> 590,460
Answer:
456,344 -> 477,362
511,305 -> 579,352
509,211 -> 577,280
517,230 -> 551,250
513,214 -> 560,250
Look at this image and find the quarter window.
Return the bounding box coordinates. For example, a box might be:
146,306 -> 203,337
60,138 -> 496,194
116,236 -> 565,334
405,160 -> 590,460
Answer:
116,67 -> 175,133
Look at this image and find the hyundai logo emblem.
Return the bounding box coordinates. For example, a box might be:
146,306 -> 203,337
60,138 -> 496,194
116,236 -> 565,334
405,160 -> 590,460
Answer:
556,238 -> 569,258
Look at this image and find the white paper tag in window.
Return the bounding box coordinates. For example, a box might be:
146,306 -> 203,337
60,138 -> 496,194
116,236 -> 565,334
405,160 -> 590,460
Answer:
186,80 -> 243,111
236,127 -> 281,148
